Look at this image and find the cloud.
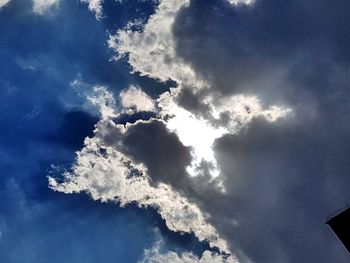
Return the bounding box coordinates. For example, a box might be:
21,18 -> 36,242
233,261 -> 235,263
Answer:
120,85 -> 155,113
32,0 -> 59,15
52,0 -> 350,262
168,1 -> 350,261
141,250 -> 235,263
110,0 -> 291,184
227,0 -> 254,5
206,117 -> 350,262
49,87 -> 233,255
140,237 -> 237,263
0,0 -> 10,9
171,0 -> 350,107
86,86 -> 118,118
108,0 -> 194,83
48,80 -> 291,261
81,0 -> 104,19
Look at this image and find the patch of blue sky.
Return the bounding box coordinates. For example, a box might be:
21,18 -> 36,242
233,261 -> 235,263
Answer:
0,0 -> 205,262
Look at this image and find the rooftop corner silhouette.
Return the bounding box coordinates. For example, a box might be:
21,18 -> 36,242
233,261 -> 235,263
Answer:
327,207 -> 350,254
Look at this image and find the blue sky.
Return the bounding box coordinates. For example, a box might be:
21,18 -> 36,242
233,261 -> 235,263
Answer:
0,1 -> 205,262
1,0 -> 350,263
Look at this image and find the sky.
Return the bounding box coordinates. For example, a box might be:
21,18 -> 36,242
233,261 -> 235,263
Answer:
1,0 -> 350,263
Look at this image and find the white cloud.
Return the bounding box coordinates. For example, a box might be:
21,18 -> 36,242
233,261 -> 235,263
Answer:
210,95 -> 292,132
49,133 -> 229,252
52,1 -> 291,254
86,86 -> 117,118
0,0 -> 11,9
140,238 -> 238,263
108,0 -> 255,87
158,90 -> 226,180
109,0 -> 292,183
48,87 -> 231,254
108,0 -> 199,84
81,0 -> 104,20
141,250 -> 236,263
32,0 -> 59,15
49,83 -> 289,256
109,0 -> 289,181
52,1 -> 291,260
157,89 -> 291,185
227,0 -> 255,5
120,86 -> 155,113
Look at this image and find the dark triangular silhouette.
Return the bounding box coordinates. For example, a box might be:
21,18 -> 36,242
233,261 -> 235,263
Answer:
326,207 -> 350,254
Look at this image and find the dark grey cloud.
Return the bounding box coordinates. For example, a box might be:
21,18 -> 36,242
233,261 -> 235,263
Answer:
98,0 -> 350,260
175,87 -> 213,118
119,119 -> 225,201
208,117 -> 350,262
121,120 -> 193,190
165,1 -> 350,262
128,116 -> 350,262
172,0 -> 350,105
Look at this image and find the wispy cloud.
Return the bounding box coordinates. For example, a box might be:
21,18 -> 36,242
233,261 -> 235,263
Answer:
81,0 -> 104,19
0,0 -> 11,9
32,0 -> 59,15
